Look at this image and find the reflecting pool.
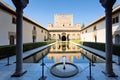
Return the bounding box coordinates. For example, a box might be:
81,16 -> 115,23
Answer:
23,42 -> 105,63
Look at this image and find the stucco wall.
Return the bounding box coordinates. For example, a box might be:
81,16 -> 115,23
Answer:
0,9 -> 14,45
0,8 -> 48,46
80,11 -> 120,44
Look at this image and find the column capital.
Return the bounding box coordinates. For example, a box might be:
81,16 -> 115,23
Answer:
100,0 -> 116,9
12,0 -> 29,9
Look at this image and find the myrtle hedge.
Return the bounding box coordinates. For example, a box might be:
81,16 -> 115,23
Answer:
71,40 -> 120,56
0,40 -> 56,59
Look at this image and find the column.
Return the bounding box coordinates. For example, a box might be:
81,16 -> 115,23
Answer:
11,0 -> 29,77
99,0 -> 116,77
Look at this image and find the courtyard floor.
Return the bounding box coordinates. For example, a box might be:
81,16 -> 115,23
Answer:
0,62 -> 120,80
0,42 -> 120,80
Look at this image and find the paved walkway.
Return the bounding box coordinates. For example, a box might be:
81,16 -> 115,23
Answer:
0,63 -> 120,80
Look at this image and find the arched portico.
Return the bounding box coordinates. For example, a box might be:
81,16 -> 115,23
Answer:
61,33 -> 66,41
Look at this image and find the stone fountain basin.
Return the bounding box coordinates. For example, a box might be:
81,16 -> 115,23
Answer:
50,62 -> 79,78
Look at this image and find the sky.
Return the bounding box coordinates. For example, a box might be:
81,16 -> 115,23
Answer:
3,0 -> 120,28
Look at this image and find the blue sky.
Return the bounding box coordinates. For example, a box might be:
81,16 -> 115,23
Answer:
3,0 -> 120,28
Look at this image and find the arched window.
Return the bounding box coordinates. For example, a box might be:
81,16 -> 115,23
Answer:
53,34 -> 56,39
49,34 -> 51,40
115,34 -> 120,44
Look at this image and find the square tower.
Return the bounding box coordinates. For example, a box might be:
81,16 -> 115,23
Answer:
54,14 -> 73,27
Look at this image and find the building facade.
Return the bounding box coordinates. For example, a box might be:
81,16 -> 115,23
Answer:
80,5 -> 120,44
48,14 -> 81,41
0,1 -> 48,46
0,1 -> 120,45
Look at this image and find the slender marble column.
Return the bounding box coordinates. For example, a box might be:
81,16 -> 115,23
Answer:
11,0 -> 29,77
99,0 -> 116,77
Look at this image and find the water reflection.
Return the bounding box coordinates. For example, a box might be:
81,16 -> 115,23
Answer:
23,48 -> 50,63
47,42 -> 84,63
50,42 -> 81,52
23,42 -> 104,63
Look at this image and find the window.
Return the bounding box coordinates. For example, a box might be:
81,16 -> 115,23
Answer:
116,16 -> 119,23
94,35 -> 97,42
44,36 -> 46,41
82,32 -> 84,34
112,18 -> 115,24
85,30 -> 87,33
93,26 -> 96,31
33,26 -> 36,30
41,30 -> 43,33
33,36 -> 36,43
112,16 -> 119,24
12,17 -> 16,24
32,26 -> 36,36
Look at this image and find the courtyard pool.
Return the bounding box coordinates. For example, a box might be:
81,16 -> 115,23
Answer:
23,42 -> 105,63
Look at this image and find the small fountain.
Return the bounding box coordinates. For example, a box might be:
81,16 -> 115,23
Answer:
63,56 -> 66,70
50,56 -> 79,78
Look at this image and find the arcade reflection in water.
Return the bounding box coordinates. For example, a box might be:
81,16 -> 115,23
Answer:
47,42 -> 84,63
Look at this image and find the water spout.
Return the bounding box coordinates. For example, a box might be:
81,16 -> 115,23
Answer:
62,56 -> 66,70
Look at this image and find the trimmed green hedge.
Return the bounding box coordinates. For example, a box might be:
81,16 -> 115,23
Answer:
83,42 -> 120,56
0,40 -> 56,59
23,42 -> 47,52
113,44 -> 120,56
0,45 -> 16,59
71,40 -> 120,56
83,42 -> 105,51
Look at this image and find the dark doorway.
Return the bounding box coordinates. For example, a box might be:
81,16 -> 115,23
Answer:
115,34 -> 120,44
9,35 -> 15,45
94,35 -> 97,42
33,36 -> 36,43
62,36 -> 66,41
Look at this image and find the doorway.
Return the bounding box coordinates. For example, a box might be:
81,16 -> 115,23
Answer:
9,35 -> 15,45
115,34 -> 120,44
62,36 -> 66,41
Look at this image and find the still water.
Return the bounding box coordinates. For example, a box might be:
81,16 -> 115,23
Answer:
23,42 -> 104,63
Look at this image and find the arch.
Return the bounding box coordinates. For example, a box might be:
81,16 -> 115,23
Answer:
72,34 -> 75,39
62,36 -> 66,41
49,34 -> 51,40
77,34 -> 80,40
67,34 -> 70,41
58,34 -> 61,40
115,34 -> 120,44
53,34 -> 56,39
